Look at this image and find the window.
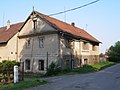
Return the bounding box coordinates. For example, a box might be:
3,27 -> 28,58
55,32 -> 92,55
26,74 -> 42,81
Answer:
11,52 -> 13,54
65,38 -> 73,48
26,39 -> 31,49
33,20 -> 37,30
83,42 -> 89,50
38,60 -> 44,70
25,59 -> 30,70
70,41 -> 74,49
84,59 -> 88,65
39,37 -> 44,48
92,45 -> 97,51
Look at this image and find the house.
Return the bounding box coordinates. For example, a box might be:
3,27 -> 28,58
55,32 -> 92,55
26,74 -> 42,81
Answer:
0,10 -> 101,73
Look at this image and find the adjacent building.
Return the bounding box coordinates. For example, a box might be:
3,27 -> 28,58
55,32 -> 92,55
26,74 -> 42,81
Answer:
0,10 -> 101,73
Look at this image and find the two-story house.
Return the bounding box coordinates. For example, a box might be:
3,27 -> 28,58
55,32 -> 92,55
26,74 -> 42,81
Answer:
0,10 -> 101,73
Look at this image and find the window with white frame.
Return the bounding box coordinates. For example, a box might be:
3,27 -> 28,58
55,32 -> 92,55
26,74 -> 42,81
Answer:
39,37 -> 44,48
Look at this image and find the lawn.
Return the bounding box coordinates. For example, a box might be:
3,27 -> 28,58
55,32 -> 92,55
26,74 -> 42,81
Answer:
0,79 -> 47,90
92,61 -> 116,70
73,62 -> 116,74
64,61 -> 116,74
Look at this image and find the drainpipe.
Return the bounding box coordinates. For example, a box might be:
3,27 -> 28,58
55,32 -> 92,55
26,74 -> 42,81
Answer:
16,33 -> 19,62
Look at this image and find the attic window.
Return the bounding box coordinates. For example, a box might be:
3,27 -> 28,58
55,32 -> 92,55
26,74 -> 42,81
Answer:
33,20 -> 37,30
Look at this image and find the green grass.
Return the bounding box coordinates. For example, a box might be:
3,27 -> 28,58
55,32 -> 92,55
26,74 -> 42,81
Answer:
92,62 -> 116,70
73,65 -> 97,73
44,61 -> 116,76
62,62 -> 116,75
0,80 -> 47,90
73,62 -> 116,74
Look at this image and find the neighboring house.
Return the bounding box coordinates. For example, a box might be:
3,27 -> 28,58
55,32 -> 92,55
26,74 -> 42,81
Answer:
0,10 -> 101,73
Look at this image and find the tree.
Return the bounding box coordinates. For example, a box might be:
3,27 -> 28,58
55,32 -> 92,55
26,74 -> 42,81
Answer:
108,41 -> 120,62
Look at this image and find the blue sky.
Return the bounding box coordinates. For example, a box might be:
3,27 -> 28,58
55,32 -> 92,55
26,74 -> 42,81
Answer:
0,0 -> 120,53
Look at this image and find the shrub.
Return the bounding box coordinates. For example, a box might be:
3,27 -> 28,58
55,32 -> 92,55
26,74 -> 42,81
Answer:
73,65 -> 97,73
45,62 -> 62,76
0,60 -> 20,83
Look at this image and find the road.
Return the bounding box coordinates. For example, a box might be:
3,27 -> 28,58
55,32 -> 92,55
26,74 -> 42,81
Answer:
26,64 -> 120,90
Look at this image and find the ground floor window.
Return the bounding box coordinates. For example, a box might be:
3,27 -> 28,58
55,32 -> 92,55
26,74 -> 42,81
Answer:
84,59 -> 88,65
38,60 -> 44,71
65,60 -> 69,68
25,59 -> 30,70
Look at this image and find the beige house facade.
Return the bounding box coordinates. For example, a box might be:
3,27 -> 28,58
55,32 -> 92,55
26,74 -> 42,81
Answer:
0,10 -> 101,73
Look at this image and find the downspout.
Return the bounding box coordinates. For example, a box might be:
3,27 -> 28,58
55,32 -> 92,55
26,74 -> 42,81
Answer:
16,33 -> 19,62
31,38 -> 34,72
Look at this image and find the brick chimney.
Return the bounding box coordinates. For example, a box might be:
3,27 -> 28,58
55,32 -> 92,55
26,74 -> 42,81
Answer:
7,20 -> 10,30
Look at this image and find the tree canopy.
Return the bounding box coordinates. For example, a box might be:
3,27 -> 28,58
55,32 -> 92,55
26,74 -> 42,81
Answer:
108,41 -> 120,62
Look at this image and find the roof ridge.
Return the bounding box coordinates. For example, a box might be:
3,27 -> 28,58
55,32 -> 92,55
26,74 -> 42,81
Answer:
0,22 -> 24,29
34,10 -> 100,43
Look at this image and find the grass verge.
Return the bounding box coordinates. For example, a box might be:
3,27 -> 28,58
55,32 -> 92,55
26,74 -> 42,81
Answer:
92,61 -> 116,70
73,62 -> 116,74
0,80 -> 47,90
45,61 -> 116,76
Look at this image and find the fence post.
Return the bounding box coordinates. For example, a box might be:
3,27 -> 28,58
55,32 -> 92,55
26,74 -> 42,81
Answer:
46,52 -> 48,70
21,62 -> 24,81
14,65 -> 18,83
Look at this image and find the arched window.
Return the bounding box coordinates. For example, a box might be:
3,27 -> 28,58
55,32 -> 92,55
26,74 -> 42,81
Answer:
25,59 -> 30,70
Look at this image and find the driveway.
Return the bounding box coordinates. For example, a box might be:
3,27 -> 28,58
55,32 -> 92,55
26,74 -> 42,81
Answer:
26,64 -> 120,90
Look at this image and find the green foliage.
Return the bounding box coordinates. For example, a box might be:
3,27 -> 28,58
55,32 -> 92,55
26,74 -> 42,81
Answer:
0,80 -> 47,90
45,62 -> 62,76
45,61 -> 116,76
73,65 -> 97,73
108,41 -> 120,62
92,62 -> 115,70
0,60 -> 20,83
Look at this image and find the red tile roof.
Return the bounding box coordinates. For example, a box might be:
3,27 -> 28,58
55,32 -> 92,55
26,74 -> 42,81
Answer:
0,11 -> 100,44
0,22 -> 24,43
35,11 -> 100,43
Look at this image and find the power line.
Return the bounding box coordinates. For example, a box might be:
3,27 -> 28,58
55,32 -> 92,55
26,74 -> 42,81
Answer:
49,0 -> 100,16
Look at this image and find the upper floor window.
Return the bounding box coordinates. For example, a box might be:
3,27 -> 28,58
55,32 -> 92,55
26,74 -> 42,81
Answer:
65,38 -> 73,48
26,39 -> 31,49
92,45 -> 97,51
39,37 -> 44,48
83,42 -> 89,50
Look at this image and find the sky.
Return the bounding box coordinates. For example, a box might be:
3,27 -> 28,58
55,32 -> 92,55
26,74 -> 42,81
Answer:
0,0 -> 120,53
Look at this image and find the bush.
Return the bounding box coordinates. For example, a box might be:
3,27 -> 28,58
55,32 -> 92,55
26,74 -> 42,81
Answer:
0,60 -> 20,83
45,62 -> 62,76
73,65 -> 97,73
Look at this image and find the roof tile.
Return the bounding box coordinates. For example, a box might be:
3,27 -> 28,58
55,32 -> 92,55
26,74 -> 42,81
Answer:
35,11 -> 100,43
0,22 -> 24,43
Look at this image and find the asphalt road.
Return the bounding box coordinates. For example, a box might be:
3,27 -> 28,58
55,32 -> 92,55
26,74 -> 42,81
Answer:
26,64 -> 120,90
